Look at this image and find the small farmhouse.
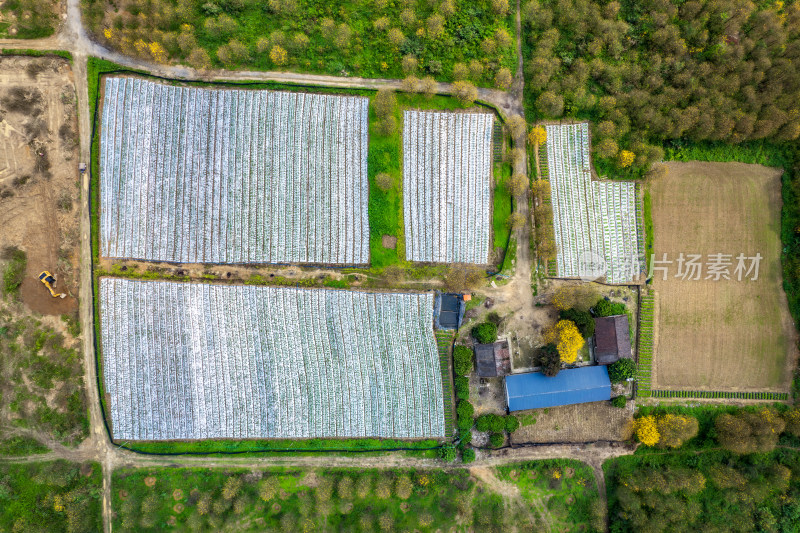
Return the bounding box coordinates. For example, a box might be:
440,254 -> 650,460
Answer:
475,341 -> 511,378
593,315 -> 631,365
434,293 -> 466,330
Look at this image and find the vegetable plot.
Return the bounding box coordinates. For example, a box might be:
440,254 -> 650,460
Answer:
403,110 -> 493,264
99,278 -> 445,440
99,77 -> 369,265
546,123 -> 642,283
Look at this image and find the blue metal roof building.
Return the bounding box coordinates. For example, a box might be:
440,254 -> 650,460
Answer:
505,366 -> 611,411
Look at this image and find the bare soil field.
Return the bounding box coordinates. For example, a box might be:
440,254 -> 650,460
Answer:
0,56 -> 79,316
511,402 -> 633,443
650,161 -> 796,392
0,57 -> 87,453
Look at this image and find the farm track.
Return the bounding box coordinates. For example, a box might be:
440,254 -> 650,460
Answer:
0,2 -> 627,532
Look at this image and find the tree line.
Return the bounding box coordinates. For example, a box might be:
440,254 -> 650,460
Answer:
522,0 -> 800,176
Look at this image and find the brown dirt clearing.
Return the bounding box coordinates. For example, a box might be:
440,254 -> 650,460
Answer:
0,56 -> 79,315
650,162 -> 796,391
511,402 -> 634,444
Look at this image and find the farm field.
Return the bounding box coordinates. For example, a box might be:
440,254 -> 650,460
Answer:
100,77 -> 369,265
0,460 -> 102,532
650,162 -> 795,392
545,123 -> 641,283
0,56 -> 89,454
99,278 -> 445,440
112,461 -> 601,532
510,402 -> 633,444
403,110 -> 493,264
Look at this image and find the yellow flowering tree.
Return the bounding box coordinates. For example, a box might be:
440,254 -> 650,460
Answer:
543,319 -> 584,363
528,125 -> 547,147
270,45 -> 288,66
655,413 -> 699,448
618,149 -> 635,168
634,415 -> 660,447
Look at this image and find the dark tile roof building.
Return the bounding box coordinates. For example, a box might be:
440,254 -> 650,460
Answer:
475,340 -> 511,377
593,315 -> 632,365
434,293 -> 465,330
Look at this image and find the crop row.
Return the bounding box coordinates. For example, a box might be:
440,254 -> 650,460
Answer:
651,390 -> 788,401
99,278 -> 445,440
403,110 -> 493,264
636,290 -> 656,397
100,77 -> 370,265
545,123 -> 642,283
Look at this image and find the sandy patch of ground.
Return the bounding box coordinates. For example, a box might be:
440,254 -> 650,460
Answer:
0,56 -> 79,315
650,162 -> 796,392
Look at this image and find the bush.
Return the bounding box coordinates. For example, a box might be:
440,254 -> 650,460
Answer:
611,395 -> 627,408
457,415 -> 473,431
454,375 -> 470,400
489,414 -> 505,433
489,432 -> 505,447
2,246 -> 27,298
438,443 -> 457,462
594,298 -> 627,317
453,346 -> 474,375
504,415 -> 520,433
472,322 -> 498,344
608,358 -> 636,383
486,311 -> 502,326
456,400 -> 474,421
375,172 -> 393,192
559,308 -> 595,338
461,448 -> 476,463
475,414 -> 491,432
459,428 -> 472,444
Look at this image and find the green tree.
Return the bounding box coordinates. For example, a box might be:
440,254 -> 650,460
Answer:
489,432 -> 505,447
504,415 -> 520,433
594,298 -> 627,317
461,448 -> 476,463
453,345 -> 474,375
439,443 -> 457,461
607,358 -> 635,382
454,375 -> 470,400
559,308 -> 594,338
472,323 -> 498,344
536,343 -> 561,377
715,408 -> 785,454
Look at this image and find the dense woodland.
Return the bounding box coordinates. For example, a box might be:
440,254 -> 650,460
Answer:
523,0 -> 800,175
609,406 -> 800,533
82,0 -> 516,85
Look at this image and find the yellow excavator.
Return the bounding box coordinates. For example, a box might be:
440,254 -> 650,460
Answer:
38,271 -> 66,299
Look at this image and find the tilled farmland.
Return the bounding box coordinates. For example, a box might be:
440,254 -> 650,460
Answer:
99,77 -> 369,265
403,110 -> 493,264
99,278 -> 445,440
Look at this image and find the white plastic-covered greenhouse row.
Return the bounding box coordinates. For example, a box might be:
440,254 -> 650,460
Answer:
99,77 -> 369,265
546,123 -> 641,283
403,110 -> 493,264
99,278 -> 446,440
